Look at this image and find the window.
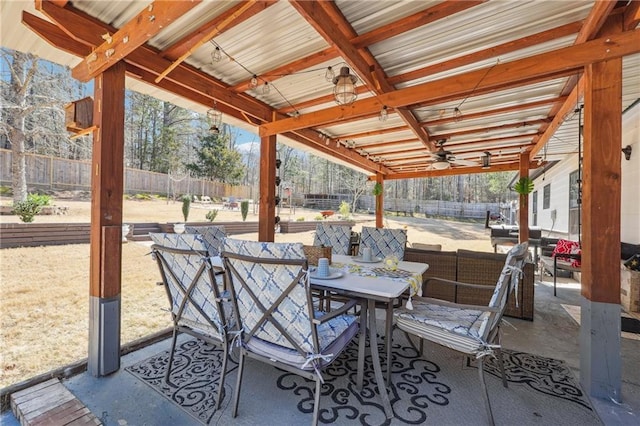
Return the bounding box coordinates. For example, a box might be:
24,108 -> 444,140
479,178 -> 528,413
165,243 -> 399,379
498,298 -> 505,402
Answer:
532,191 -> 538,226
543,184 -> 551,209
569,170 -> 580,209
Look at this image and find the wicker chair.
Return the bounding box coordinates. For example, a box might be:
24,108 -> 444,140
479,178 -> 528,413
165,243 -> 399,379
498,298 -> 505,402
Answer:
150,233 -> 232,410
222,238 -> 362,426
394,242 -> 529,425
312,223 -> 353,255
359,226 -> 408,260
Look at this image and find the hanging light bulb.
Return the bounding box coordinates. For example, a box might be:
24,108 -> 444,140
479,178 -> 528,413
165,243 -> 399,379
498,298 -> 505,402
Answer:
207,101 -> 223,135
250,75 -> 258,89
453,107 -> 463,122
325,66 -> 335,82
211,46 -> 222,62
333,66 -> 357,105
379,105 -> 388,122
262,82 -> 270,95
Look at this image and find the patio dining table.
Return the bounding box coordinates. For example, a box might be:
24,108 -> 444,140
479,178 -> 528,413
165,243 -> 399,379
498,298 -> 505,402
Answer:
309,254 -> 428,419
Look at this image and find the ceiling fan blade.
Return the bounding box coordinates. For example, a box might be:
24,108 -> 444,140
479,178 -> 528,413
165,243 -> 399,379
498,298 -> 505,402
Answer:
450,158 -> 478,166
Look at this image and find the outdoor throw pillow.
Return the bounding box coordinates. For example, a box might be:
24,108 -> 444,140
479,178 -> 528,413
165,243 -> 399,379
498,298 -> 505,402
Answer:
552,239 -> 581,267
624,254 -> 640,271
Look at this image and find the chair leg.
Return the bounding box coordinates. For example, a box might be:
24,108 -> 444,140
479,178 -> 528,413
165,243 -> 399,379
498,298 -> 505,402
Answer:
356,301 -> 367,390
553,259 -> 558,296
312,376 -> 322,426
495,347 -> 508,389
232,349 -> 245,418
216,343 -> 229,409
477,357 -> 496,426
164,328 -> 179,383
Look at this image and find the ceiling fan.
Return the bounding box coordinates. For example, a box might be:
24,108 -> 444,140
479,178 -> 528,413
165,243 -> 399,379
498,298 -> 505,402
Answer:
428,139 -> 478,170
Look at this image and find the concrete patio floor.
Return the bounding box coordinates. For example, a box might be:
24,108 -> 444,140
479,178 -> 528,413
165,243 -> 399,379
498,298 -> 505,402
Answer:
2,274 -> 639,425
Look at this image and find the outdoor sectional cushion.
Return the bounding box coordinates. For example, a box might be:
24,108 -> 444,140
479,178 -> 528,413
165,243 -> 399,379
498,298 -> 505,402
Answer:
245,311 -> 358,370
394,300 -> 490,354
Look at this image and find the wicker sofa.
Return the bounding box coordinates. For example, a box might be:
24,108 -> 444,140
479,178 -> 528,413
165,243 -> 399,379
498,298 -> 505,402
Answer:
403,247 -> 535,320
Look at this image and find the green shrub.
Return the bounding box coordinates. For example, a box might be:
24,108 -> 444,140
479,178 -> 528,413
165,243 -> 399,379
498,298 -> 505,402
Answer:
296,217 -> 305,221
314,215 -> 324,221
0,186 -> 12,196
28,193 -> 51,207
181,195 -> 191,221
338,201 -> 350,218
205,209 -> 218,222
240,200 -> 249,221
13,193 -> 50,223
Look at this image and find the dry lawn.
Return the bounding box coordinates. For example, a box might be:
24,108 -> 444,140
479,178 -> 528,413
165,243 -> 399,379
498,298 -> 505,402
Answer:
0,196 -> 493,388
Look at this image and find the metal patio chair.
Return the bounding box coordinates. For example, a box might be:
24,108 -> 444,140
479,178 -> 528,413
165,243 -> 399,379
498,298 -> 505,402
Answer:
393,242 -> 529,425
222,238 -> 363,426
359,226 -> 408,260
150,233 -> 233,410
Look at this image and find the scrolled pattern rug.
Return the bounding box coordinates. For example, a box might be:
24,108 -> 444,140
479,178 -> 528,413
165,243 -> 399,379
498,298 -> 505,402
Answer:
126,334 -> 601,425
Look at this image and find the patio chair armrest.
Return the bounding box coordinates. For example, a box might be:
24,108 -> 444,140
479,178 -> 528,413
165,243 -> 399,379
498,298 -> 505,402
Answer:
411,296 -> 500,312
425,277 -> 496,291
313,299 -> 358,324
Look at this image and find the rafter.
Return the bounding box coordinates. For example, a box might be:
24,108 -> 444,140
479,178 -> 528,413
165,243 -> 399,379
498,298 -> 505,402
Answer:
431,118 -> 550,141
161,1 -> 277,61
384,162 -> 526,180
624,0 -> 640,30
23,7 -> 390,176
421,96 -> 568,128
272,17 -> 609,129
291,0 -> 434,150
351,1 -> 485,49
531,2 -> 619,159
260,28 -> 640,137
155,1 -> 256,83
71,1 -> 201,82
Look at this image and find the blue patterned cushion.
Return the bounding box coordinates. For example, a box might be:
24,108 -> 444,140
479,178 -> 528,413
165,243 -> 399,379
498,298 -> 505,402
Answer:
359,227 -> 407,260
313,224 -> 353,255
151,233 -> 227,341
185,225 -> 226,257
223,239 -> 317,353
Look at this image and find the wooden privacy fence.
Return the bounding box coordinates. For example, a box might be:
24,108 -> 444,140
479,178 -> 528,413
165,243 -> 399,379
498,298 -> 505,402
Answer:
0,149 -> 249,199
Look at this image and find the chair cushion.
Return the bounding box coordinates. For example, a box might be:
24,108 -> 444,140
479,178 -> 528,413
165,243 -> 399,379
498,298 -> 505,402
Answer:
394,301 -> 489,354
245,312 -> 358,369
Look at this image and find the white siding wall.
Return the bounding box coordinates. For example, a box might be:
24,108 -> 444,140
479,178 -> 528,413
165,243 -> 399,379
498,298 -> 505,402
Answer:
621,104 -> 640,244
531,103 -> 639,243
531,155 -> 579,236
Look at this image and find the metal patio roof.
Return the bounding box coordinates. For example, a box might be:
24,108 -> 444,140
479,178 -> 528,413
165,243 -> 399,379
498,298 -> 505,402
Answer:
2,0 -> 639,178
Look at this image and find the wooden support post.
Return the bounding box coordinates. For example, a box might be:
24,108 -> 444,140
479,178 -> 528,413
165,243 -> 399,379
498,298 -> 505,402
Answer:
580,15 -> 623,401
258,134 -> 276,242
518,152 -> 530,243
88,61 -> 125,377
375,174 -> 384,228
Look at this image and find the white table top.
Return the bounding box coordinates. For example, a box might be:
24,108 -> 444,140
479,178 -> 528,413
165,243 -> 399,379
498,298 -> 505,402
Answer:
309,254 -> 429,300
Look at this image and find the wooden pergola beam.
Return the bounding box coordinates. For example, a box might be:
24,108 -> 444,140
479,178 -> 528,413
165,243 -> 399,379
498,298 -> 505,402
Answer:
161,1 -> 277,61
352,0 -> 485,49
292,0 -> 435,151
24,9 -> 390,178
531,1 -> 618,156
431,118 -> 550,141
383,162 -> 525,180
72,1 -> 201,82
260,28 -> 640,137
155,1 -> 256,83
389,20 -> 583,86
422,96 -> 568,128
